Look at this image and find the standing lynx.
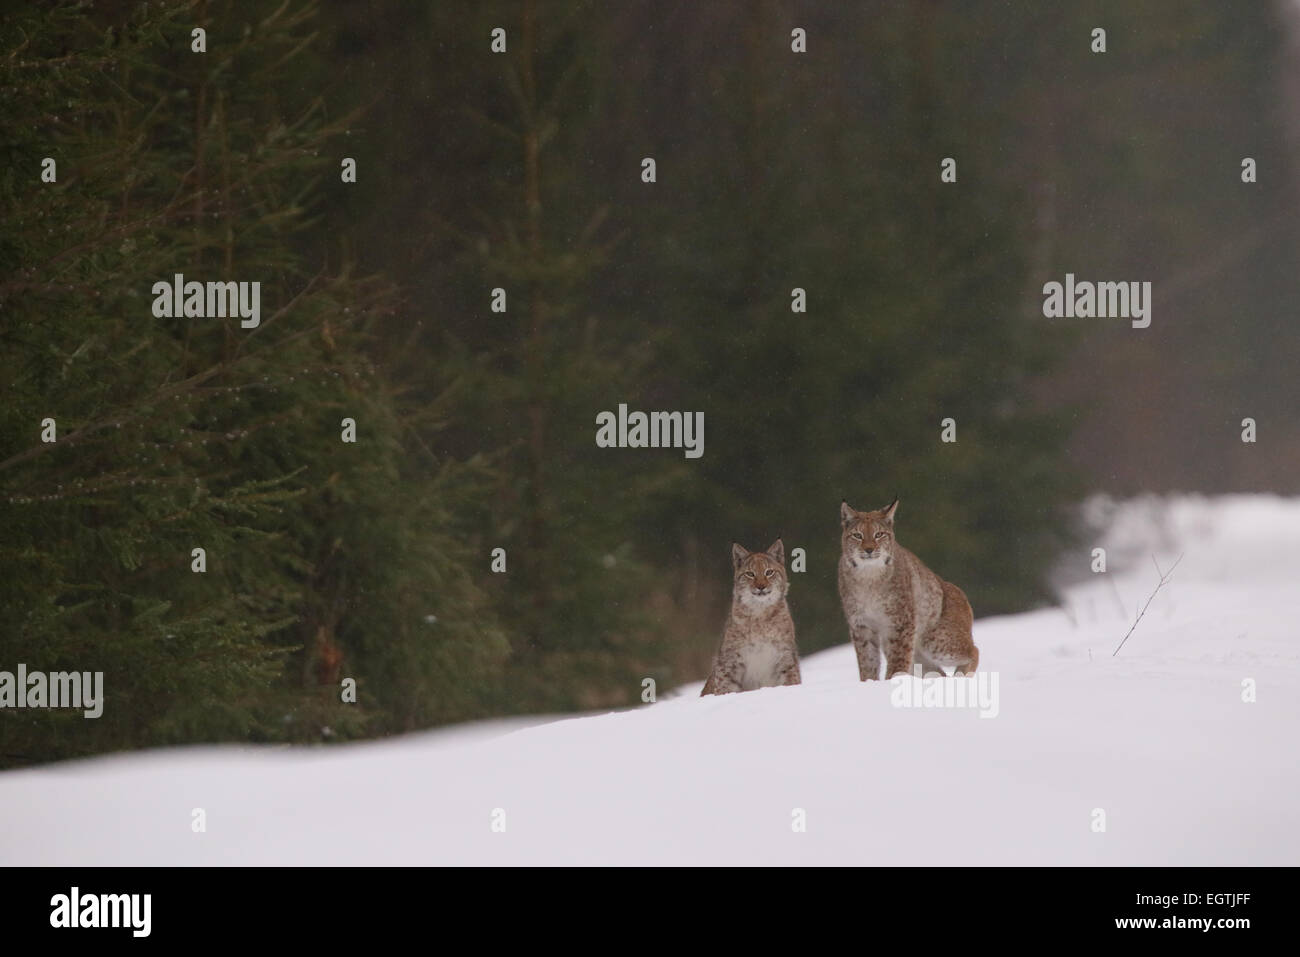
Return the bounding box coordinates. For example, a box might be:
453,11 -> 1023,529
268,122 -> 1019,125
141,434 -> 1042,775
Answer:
701,539 -> 802,695
838,499 -> 978,680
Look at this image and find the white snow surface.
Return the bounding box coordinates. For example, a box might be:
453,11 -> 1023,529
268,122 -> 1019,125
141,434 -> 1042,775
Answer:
2,494 -> 1297,865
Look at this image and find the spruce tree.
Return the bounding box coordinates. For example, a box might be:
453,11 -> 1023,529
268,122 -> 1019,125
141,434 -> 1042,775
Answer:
0,0 -> 508,765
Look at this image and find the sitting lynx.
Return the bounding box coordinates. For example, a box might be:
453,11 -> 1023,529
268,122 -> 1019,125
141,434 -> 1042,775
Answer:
701,539 -> 802,695
838,499 -> 978,680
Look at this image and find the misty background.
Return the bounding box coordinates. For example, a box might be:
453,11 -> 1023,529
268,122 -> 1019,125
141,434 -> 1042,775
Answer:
2,0 -> 1297,766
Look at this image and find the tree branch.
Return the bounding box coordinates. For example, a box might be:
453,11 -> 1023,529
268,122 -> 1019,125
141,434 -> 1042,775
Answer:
1112,552 -> 1183,656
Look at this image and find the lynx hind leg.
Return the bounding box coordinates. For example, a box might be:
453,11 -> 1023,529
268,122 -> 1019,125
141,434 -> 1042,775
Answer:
923,581 -> 978,675
912,649 -> 948,678
953,645 -> 979,676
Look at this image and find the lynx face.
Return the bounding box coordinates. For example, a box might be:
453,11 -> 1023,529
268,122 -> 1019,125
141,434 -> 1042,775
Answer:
840,499 -> 898,568
731,540 -> 787,608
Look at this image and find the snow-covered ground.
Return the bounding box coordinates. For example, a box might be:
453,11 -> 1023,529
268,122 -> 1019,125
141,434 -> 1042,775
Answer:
2,494 -> 1297,865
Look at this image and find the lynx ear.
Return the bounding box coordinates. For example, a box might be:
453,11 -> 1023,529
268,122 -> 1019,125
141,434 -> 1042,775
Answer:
880,498 -> 899,524
731,542 -> 751,570
766,538 -> 784,565
840,501 -> 856,528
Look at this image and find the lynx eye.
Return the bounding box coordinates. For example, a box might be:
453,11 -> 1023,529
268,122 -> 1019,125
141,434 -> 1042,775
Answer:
850,531 -> 863,540
874,531 -> 886,540
764,568 -> 775,578
744,571 -> 755,579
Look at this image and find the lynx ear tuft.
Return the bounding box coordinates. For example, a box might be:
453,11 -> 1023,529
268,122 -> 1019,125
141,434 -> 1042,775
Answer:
840,501 -> 856,527
731,542 -> 750,569
880,498 -> 899,523
766,538 -> 784,565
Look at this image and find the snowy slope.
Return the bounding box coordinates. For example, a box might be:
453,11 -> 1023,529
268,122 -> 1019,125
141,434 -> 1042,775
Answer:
2,495 -> 1297,865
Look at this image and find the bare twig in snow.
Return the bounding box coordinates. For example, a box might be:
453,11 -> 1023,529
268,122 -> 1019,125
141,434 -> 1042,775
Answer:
1112,553 -> 1184,657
